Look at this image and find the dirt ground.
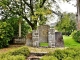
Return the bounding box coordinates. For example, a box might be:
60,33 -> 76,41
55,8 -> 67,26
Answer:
0,45 -> 24,54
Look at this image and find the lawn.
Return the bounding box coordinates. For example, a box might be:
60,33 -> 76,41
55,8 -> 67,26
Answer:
63,35 -> 80,47
39,36 -> 80,48
40,42 -> 48,47
0,36 -> 80,54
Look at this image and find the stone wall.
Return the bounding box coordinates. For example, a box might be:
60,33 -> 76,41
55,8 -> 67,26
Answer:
26,33 -> 32,46
38,25 -> 50,43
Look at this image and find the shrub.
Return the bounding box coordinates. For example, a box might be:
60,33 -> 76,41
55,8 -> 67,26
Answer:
43,48 -> 80,60
53,50 -> 67,60
7,46 -> 30,57
74,56 -> 80,60
0,46 -> 30,60
62,57 -> 73,60
71,30 -> 77,37
41,56 -> 58,60
63,49 -> 76,58
72,30 -> 80,42
0,55 -> 25,60
0,22 -> 14,48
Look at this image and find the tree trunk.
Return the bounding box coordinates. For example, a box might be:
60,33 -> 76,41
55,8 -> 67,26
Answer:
32,21 -> 37,30
77,0 -> 80,30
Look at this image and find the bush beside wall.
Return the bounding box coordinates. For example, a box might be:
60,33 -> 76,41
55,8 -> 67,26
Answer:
41,48 -> 80,60
0,46 -> 30,60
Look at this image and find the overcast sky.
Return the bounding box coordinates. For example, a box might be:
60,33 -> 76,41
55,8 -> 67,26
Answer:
58,0 -> 77,13
47,0 -> 77,25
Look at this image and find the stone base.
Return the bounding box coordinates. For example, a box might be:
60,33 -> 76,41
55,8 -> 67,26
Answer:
14,38 -> 26,44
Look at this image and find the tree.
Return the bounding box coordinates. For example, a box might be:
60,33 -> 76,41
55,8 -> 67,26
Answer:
0,0 -> 50,29
77,0 -> 80,30
0,21 -> 14,48
6,16 -> 31,38
0,16 -> 31,46
0,0 -> 66,30
55,13 -> 76,36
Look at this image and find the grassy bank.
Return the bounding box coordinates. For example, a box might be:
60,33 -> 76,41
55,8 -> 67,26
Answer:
63,35 -> 80,47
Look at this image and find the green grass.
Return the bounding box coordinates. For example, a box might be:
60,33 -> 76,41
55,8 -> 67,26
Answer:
40,42 -> 48,47
63,35 -> 80,47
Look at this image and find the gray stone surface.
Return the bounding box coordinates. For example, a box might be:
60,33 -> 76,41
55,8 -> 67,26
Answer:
26,25 -> 64,47
14,38 -> 26,43
38,25 -> 50,43
26,33 -> 32,46
32,30 -> 39,47
48,28 -> 55,47
55,32 -> 64,47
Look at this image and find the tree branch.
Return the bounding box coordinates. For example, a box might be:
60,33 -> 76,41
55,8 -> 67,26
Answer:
23,0 -> 30,7
51,10 -> 62,16
30,0 -> 34,15
40,0 -> 47,8
23,0 -> 34,15
22,15 -> 34,27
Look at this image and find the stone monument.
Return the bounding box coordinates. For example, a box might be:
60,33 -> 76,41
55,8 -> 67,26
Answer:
26,25 -> 64,47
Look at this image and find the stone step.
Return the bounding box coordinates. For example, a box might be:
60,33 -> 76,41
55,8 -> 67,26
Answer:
27,52 -> 47,60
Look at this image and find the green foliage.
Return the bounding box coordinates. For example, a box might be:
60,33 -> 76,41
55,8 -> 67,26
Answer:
74,56 -> 80,60
41,48 -> 80,60
0,16 -> 31,48
7,46 -> 30,57
55,13 -> 76,36
0,46 -> 30,60
0,0 -> 51,30
53,50 -> 67,60
71,30 -> 77,37
0,21 -> 14,48
72,30 -> 80,43
6,17 -> 31,38
0,55 -> 25,60
62,57 -> 73,60
41,56 -> 58,60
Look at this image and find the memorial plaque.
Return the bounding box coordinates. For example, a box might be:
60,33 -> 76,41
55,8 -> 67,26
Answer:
14,38 -> 26,43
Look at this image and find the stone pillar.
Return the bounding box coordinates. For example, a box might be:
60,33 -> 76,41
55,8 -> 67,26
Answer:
32,30 -> 39,47
55,32 -> 64,47
48,28 -> 55,48
19,20 -> 21,37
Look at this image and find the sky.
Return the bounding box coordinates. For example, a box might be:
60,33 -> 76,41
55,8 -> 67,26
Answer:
59,0 -> 77,13
47,0 -> 77,25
